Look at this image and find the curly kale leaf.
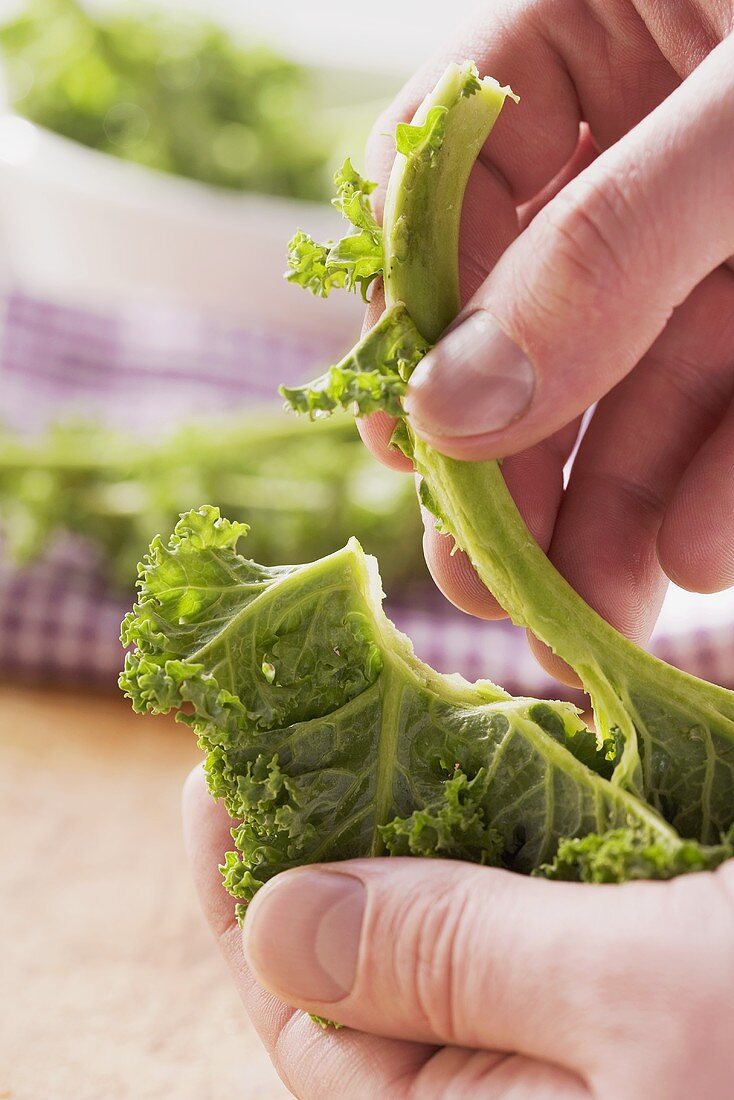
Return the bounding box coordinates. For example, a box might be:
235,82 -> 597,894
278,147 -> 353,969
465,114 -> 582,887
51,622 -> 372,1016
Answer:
538,825 -> 734,884
380,770 -> 506,865
280,303 -> 429,418
122,61 -> 734,900
121,507 -> 727,917
286,159 -> 383,300
331,158 -> 381,232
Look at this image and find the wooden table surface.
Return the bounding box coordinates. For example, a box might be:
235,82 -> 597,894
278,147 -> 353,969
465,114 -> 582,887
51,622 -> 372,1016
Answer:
0,684 -> 290,1100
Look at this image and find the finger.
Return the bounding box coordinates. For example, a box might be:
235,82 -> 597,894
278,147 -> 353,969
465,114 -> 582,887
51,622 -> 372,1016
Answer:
364,0 -> 679,216
259,1026 -> 586,1100
182,765 -> 292,1023
182,767 -> 438,1098
181,782 -> 584,1100
242,856 -> 730,1089
526,633 -> 581,689
421,420 -> 580,621
538,269 -> 734,657
182,763 -> 240,939
422,521 -> 506,620
517,123 -> 599,231
405,37 -> 734,460
250,1004 -> 435,1100
357,409 -> 413,472
408,1049 -> 589,1099
659,397 -> 734,593
529,269 -> 734,684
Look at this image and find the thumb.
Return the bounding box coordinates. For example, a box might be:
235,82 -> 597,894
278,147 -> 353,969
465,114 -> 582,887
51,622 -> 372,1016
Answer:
241,857 -> 727,1082
404,37 -> 734,461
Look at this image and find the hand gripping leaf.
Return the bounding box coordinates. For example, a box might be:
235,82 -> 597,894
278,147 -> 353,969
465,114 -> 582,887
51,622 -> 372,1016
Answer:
120,507 -> 729,927
281,61 -> 734,853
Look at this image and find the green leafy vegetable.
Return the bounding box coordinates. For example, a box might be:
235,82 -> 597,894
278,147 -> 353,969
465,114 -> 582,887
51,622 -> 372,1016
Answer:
121,60 -> 734,906
309,1015 -> 344,1031
0,412 -> 423,592
280,303 -> 429,418
286,159 -> 384,299
538,823 -> 734,884
0,0 -> 383,199
120,506 -> 731,925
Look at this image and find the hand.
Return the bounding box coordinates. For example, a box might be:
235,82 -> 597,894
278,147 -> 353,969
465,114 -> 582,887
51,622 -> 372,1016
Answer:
359,1 -> 734,684
184,766 -> 734,1100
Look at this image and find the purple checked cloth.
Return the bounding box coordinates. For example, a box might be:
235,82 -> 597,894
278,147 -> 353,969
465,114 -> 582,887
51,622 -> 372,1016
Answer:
1,291 -> 734,700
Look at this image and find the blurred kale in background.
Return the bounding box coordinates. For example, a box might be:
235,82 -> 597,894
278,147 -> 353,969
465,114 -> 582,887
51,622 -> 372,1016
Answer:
0,3 -> 414,598
0,412 -> 424,593
0,0 -> 384,199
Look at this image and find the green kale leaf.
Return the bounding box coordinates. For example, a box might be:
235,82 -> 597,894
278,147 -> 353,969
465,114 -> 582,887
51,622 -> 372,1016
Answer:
280,303 -> 429,418
121,60 -> 734,904
286,159 -> 384,299
121,506 -> 730,920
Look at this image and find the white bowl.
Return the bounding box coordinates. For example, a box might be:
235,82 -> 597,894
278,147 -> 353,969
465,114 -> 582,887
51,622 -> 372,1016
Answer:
0,113 -> 364,344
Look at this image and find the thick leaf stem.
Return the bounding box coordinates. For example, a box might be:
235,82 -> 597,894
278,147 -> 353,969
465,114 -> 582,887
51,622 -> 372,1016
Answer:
380,64 -> 734,834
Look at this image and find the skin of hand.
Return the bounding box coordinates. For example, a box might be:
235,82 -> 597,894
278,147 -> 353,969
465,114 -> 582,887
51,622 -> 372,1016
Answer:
358,0 -> 734,685
184,765 -> 734,1100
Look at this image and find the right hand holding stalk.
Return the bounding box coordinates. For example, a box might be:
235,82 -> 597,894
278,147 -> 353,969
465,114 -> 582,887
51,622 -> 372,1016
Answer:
359,0 -> 734,684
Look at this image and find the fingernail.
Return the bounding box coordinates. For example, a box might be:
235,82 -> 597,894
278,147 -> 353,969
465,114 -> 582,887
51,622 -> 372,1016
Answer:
405,311 -> 535,437
242,870 -> 365,1003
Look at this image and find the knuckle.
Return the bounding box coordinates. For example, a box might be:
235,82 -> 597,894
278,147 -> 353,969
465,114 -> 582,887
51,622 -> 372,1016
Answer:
591,467 -> 667,526
546,175 -> 633,290
646,348 -> 731,425
386,875 -> 475,1043
531,168 -> 660,323
596,879 -> 732,1059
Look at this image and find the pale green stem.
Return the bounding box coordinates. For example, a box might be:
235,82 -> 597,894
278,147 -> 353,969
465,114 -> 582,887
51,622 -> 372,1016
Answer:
380,63 -> 643,790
